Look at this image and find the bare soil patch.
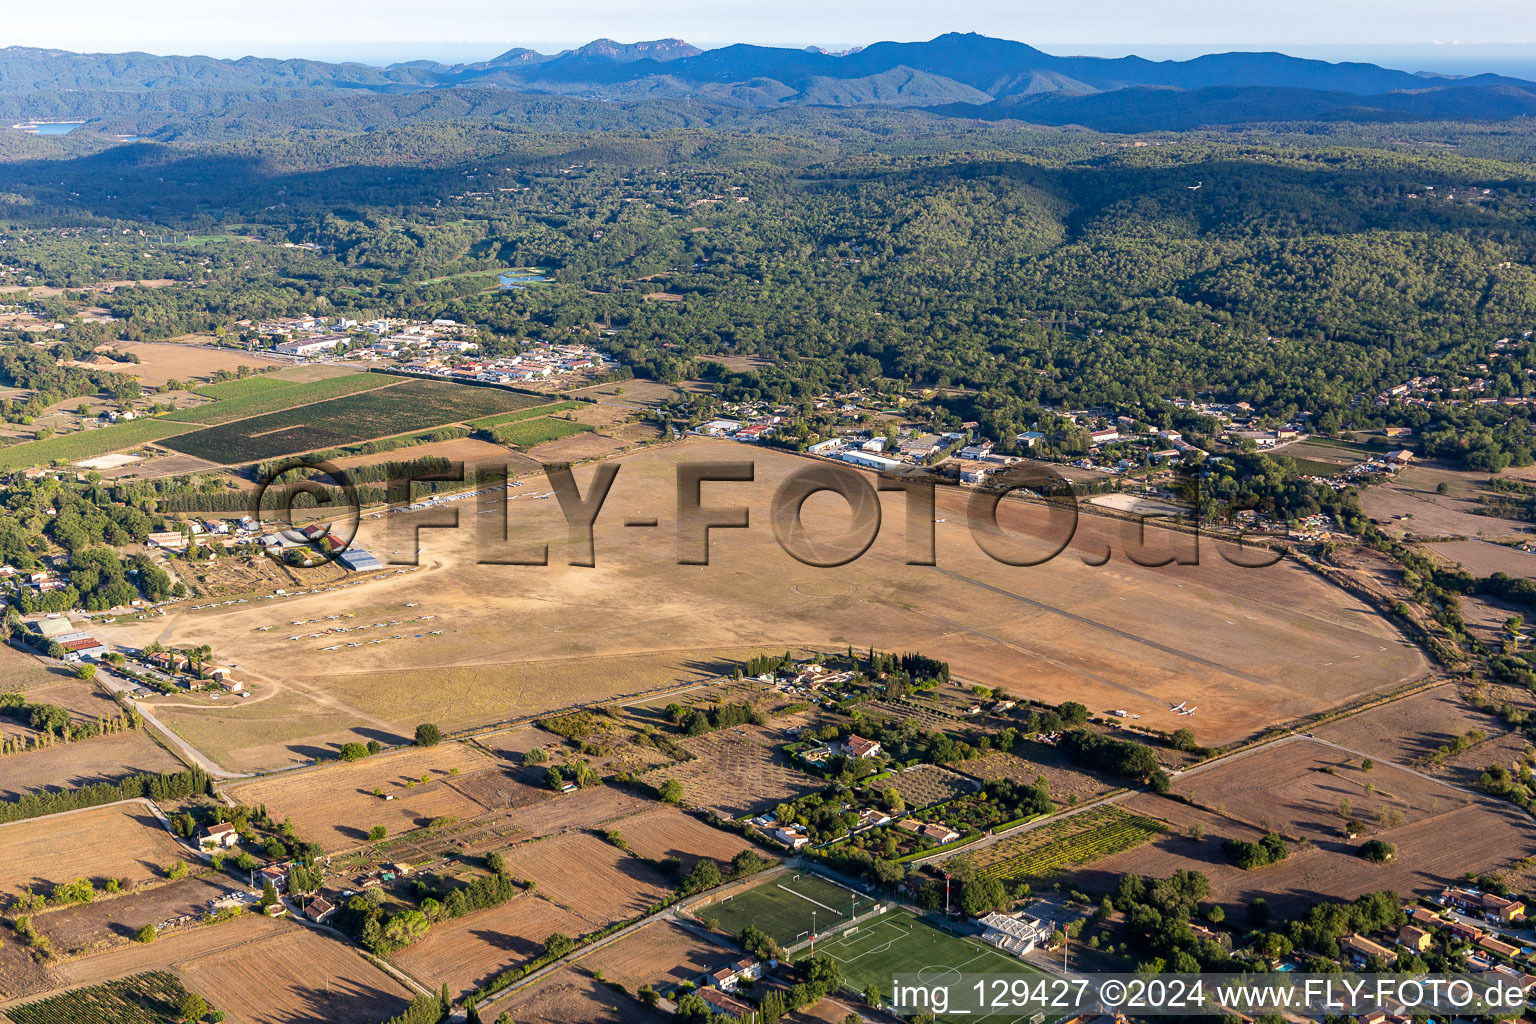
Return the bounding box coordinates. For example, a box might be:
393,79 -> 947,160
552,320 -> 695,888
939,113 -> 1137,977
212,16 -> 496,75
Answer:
500,831 -> 674,924
607,807 -> 762,871
0,730 -> 183,800
393,893 -> 592,998
177,920 -> 415,1024
652,723 -> 822,820
0,802 -> 185,897
222,743 -> 498,851
1315,685 -> 1505,766
33,874 -> 231,957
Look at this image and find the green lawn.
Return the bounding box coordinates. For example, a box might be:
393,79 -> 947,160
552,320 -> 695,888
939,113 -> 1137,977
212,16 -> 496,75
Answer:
699,872 -> 874,947
811,908 -> 1043,1023
487,416 -> 594,448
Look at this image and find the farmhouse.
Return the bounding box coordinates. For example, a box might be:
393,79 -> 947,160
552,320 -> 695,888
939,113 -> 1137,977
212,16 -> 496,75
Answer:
199,823 -> 240,851
844,735 -> 882,759
306,897 -> 337,924
697,987 -> 756,1020
709,957 -> 763,992
920,823 -> 961,845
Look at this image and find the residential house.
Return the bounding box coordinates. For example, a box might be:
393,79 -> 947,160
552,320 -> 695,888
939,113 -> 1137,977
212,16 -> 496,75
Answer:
920,823 -> 961,845
1483,893 -> 1526,923
844,735 -> 882,759
199,823 -> 240,851
1480,935 -> 1521,960
1339,934 -> 1397,965
1015,431 -> 1046,448
697,987 -> 756,1020
1396,924 -> 1432,953
306,897 -> 336,924
710,957 -> 763,992
258,865 -> 287,891
1088,428 -> 1119,445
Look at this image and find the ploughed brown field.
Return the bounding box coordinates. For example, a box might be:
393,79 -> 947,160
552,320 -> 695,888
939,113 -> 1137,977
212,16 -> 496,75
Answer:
96,440 -> 1427,772
174,918 -> 416,1024
611,806 -> 761,870
0,802 -> 185,897
392,892 -> 594,998
481,917 -> 735,1023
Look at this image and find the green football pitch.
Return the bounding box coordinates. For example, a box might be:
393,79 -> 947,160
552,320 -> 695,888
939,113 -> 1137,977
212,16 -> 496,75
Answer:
700,872 -> 877,947
810,908 -> 1046,1024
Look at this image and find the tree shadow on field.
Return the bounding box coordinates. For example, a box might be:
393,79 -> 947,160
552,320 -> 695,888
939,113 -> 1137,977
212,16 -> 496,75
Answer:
286,743 -> 339,761
276,978 -> 411,1024
353,725 -> 409,746
333,824 -> 370,842
473,926 -> 541,958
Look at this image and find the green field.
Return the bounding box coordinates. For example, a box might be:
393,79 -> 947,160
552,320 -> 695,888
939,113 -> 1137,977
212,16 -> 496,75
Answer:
701,872 -> 875,947
0,419 -> 196,472
469,400 -> 580,429
6,971 -> 213,1024
812,908 -> 1043,1024
165,372 -> 391,425
962,808 -> 1164,884
488,416 -> 594,448
162,379 -> 549,464
192,375 -> 297,401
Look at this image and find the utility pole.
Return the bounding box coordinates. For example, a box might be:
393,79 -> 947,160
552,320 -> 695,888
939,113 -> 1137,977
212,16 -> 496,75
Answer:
811,909 -> 817,954
944,872 -> 951,919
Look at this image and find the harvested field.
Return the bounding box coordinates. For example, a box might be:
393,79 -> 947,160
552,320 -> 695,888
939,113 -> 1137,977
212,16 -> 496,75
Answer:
94,440 -> 1428,771
222,743 -> 498,851
1314,685 -> 1505,767
504,785 -> 652,839
1431,731 -> 1534,791
393,893 -> 592,998
605,807 -> 762,870
2,646 -> 76,692
331,437 -> 534,475
653,724 -> 822,819
33,874 -> 231,958
93,341 -> 284,387
0,802 -> 184,897
869,764 -> 980,808
176,920 -> 415,1024
1360,464 -> 1530,543
490,968 -> 664,1024
955,748 -> 1114,807
499,831 -> 673,924
1077,791 -> 1536,918
1427,540 -> 1536,579
0,730 -> 184,800
1174,739 -> 1467,843
581,918 -> 734,991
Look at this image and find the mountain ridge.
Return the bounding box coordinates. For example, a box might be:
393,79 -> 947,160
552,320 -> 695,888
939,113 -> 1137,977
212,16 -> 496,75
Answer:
0,34 -> 1531,131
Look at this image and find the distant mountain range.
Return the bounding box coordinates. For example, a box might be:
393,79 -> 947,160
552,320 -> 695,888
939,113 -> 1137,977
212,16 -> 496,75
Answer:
3,33 -> 1535,131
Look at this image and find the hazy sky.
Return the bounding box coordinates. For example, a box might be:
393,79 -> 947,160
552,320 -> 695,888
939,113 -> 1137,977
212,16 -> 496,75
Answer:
10,0 -> 1536,73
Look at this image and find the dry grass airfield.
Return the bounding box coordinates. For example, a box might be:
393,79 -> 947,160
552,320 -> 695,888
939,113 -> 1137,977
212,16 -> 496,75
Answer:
101,440 -> 1426,771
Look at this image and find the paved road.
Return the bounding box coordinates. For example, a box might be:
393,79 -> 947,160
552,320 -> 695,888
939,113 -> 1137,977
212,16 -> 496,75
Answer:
88,660 -> 248,779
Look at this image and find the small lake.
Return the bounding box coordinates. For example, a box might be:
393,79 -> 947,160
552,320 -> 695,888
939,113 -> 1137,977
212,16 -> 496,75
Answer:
498,269 -> 550,289
14,121 -> 85,135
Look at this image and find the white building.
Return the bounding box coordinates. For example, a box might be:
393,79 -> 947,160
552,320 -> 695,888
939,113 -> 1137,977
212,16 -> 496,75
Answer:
840,451 -> 904,472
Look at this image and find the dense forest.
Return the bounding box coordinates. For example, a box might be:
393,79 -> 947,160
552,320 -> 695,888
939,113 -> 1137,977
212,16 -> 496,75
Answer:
1,113 -> 1535,468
